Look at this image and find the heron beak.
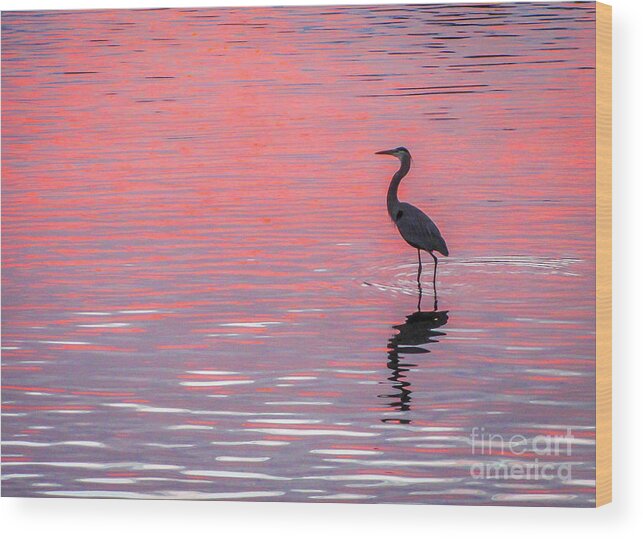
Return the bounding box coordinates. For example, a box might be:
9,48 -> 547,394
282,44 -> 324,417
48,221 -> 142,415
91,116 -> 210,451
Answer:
375,149 -> 395,155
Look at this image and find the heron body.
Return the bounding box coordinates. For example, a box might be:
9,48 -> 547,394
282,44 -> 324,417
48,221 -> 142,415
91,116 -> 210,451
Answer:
389,202 -> 449,257
376,146 -> 448,308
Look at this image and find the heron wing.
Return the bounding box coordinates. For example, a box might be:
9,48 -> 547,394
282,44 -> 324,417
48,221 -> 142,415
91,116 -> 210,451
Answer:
395,202 -> 449,256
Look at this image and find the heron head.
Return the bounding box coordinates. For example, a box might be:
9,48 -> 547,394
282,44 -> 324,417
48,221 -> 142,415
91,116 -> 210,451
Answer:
375,146 -> 411,161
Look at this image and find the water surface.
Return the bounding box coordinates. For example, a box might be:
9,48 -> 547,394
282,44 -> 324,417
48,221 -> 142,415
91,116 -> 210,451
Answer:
2,2 -> 596,506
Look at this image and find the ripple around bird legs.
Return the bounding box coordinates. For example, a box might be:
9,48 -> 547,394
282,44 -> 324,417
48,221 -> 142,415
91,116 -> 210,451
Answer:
362,256 -> 582,298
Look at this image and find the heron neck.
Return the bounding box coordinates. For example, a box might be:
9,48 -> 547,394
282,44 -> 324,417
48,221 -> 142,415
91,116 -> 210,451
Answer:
387,155 -> 410,217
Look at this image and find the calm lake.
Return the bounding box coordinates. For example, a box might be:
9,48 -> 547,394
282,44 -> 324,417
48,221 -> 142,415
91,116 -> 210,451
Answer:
2,2 -> 596,506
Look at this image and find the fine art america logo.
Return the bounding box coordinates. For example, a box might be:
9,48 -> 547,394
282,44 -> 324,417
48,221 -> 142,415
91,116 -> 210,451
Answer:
469,427 -> 575,481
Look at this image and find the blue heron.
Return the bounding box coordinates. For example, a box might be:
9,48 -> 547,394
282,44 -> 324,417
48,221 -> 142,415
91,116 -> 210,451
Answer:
375,147 -> 449,307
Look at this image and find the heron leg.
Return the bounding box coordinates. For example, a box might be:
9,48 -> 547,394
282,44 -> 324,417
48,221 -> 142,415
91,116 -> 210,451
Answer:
417,249 -> 423,311
430,252 -> 438,311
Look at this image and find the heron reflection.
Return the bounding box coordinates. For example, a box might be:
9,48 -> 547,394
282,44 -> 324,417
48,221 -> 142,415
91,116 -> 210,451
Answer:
380,296 -> 448,423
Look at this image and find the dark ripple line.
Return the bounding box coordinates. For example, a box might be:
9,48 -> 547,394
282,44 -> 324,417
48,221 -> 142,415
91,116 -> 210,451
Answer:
431,15 -> 511,22
448,59 -> 567,68
360,90 -> 477,98
464,54 -> 519,59
394,84 -> 488,91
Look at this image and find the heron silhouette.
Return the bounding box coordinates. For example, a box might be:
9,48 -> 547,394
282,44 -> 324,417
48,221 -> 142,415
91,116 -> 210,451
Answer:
376,147 -> 449,308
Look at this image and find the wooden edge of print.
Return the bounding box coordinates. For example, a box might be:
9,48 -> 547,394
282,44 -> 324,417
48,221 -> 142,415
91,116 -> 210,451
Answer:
595,1 -> 612,508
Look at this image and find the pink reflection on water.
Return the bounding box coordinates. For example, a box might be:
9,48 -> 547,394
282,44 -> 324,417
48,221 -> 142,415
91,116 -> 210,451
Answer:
2,3 -> 596,506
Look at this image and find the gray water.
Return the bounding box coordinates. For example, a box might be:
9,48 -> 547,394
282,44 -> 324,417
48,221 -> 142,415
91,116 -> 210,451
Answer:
2,3 -> 596,506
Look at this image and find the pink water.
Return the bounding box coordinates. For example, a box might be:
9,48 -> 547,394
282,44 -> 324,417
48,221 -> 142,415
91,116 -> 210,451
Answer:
2,2 -> 596,505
